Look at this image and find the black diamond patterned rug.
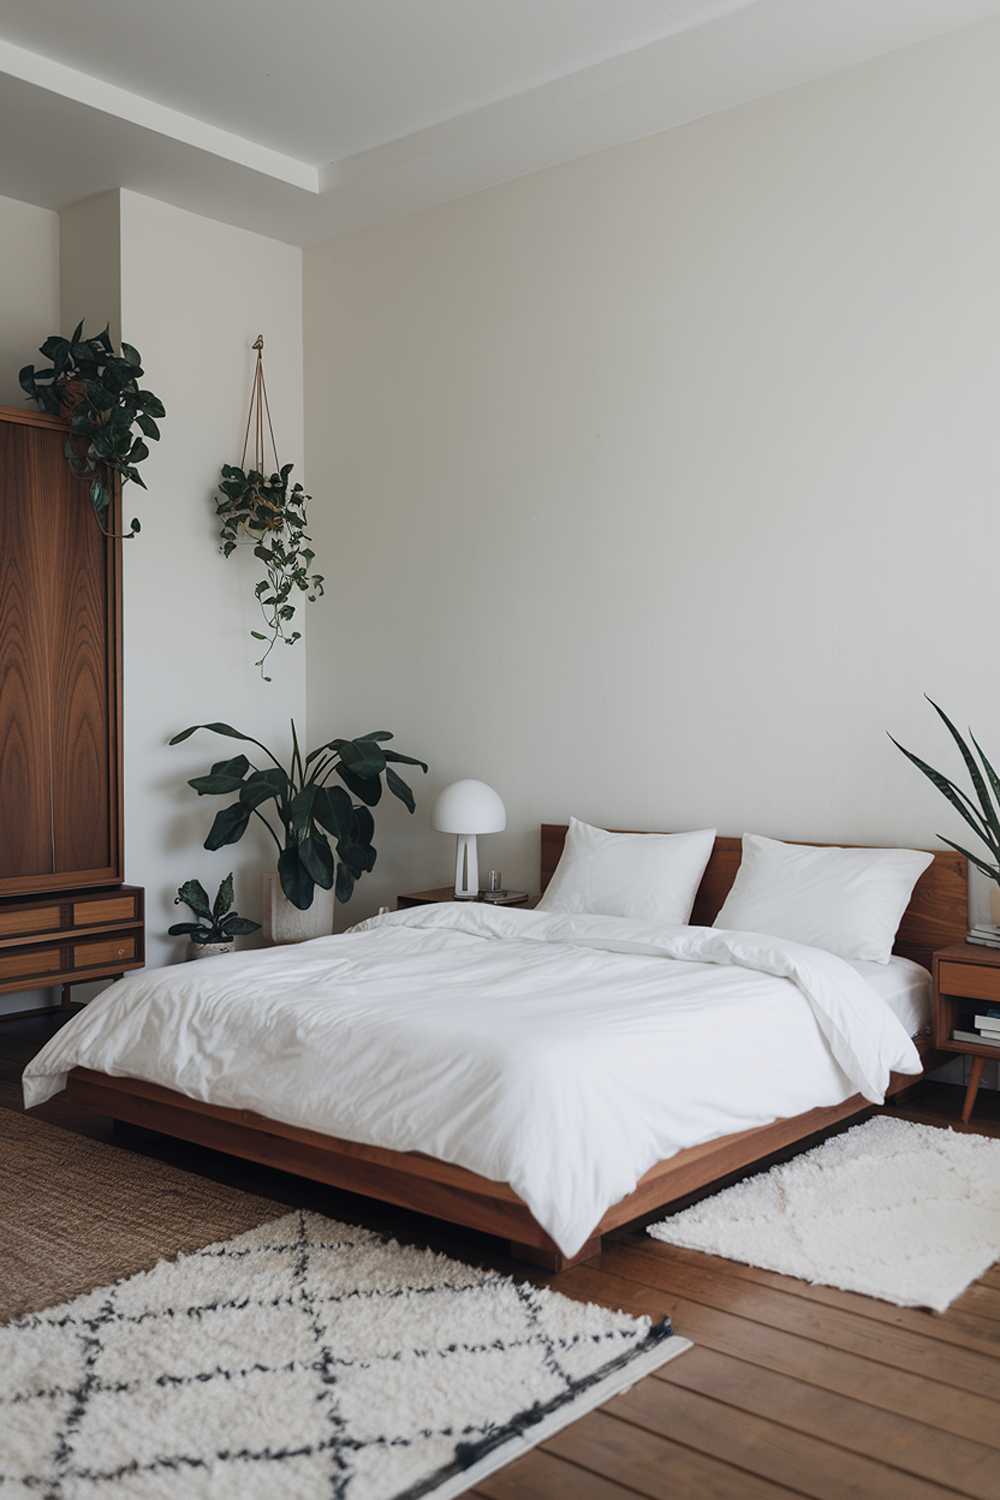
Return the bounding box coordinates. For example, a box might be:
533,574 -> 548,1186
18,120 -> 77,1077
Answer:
1,1209 -> 690,1499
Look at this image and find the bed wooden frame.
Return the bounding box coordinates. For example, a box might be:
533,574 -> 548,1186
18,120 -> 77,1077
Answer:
65,826 -> 968,1271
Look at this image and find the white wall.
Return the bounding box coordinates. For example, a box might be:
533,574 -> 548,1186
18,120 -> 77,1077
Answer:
303,18 -> 1000,928
60,190 -> 122,347
119,191 -> 305,966
0,192 -> 58,405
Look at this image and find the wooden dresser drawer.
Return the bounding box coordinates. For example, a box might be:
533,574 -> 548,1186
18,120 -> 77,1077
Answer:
0,944 -> 63,983
938,961 -> 1000,1005
73,894 -> 137,926
73,934 -> 136,969
0,884 -> 145,998
0,903 -> 61,938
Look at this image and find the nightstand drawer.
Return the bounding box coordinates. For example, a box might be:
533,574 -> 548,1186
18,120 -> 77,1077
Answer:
938,961 -> 1000,1004
73,934 -> 136,969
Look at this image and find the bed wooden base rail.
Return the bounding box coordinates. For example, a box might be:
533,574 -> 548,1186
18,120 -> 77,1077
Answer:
65,1056 -> 941,1273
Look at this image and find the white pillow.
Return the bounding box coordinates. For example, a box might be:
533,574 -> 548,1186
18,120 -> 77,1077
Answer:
714,834 -> 933,963
538,818 -> 716,925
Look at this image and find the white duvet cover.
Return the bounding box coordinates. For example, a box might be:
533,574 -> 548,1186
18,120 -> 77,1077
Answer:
23,904 -> 921,1256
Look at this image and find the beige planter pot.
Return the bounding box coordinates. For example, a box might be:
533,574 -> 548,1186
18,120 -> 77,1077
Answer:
261,871 -> 334,945
190,940 -> 233,961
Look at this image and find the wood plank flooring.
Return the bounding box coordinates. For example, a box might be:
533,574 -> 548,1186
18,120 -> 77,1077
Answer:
4,1016 -> 1000,1500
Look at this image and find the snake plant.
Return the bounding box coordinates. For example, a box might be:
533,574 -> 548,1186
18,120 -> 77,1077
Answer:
890,698 -> 1000,882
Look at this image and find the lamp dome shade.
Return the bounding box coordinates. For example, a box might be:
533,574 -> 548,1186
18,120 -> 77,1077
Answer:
433,780 -> 506,835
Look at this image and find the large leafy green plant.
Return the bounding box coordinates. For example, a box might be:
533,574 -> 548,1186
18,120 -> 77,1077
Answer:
167,873 -> 261,946
19,320 -> 165,538
890,698 -> 1000,882
215,462 -> 323,680
170,720 -> 427,909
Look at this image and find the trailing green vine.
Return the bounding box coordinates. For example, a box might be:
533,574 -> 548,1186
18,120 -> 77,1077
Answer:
19,320 -> 165,538
215,462 -> 324,679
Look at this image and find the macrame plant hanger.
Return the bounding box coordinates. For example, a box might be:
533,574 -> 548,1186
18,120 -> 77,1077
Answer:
242,334 -> 280,483
216,333 -> 323,682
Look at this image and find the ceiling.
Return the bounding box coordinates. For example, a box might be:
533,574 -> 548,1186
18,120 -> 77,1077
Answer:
0,1 -> 751,163
0,0 -> 998,245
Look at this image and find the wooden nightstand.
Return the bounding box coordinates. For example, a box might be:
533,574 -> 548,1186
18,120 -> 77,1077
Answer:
933,942 -> 1000,1123
397,887 -> 535,910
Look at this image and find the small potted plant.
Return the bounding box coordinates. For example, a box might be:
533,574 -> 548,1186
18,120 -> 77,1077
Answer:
168,873 -> 260,959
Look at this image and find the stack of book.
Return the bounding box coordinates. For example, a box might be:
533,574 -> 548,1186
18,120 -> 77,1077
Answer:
953,1004 -> 1000,1048
967,923 -> 1000,948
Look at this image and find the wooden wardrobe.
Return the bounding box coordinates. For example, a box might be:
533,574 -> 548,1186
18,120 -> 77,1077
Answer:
0,405 -> 144,1005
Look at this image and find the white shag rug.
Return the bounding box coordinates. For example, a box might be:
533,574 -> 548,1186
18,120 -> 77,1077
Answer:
2,1209 -> 689,1500
648,1115 -> 1000,1313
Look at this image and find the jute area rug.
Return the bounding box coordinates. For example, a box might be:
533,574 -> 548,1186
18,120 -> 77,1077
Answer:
0,1106 -> 286,1321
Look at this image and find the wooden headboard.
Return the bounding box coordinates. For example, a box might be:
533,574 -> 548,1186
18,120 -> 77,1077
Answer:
539,825 -> 968,969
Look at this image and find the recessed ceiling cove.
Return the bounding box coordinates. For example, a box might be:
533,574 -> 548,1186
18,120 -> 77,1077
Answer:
0,0 -> 997,244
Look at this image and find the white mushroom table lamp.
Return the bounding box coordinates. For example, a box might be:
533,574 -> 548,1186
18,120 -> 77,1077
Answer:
433,780 -> 506,900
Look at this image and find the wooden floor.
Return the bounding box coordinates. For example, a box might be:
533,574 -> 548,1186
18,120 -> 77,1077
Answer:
4,1011 -> 1000,1500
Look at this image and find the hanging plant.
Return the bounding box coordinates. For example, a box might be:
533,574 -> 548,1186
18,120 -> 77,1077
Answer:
215,336 -> 323,681
19,320 -> 165,538
216,461 -> 323,678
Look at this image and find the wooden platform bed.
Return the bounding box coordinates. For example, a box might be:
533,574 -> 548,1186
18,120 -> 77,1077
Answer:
65,827 -> 968,1272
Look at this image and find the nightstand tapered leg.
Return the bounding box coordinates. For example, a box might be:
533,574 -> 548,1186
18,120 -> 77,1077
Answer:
962,1056 -> 985,1124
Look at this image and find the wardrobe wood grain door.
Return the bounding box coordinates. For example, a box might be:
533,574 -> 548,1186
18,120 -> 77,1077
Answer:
0,406 -> 123,897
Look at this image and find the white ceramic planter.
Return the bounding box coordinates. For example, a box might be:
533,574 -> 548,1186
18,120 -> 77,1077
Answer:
261,871 -> 334,945
190,940 -> 233,961
990,885 -> 1000,930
